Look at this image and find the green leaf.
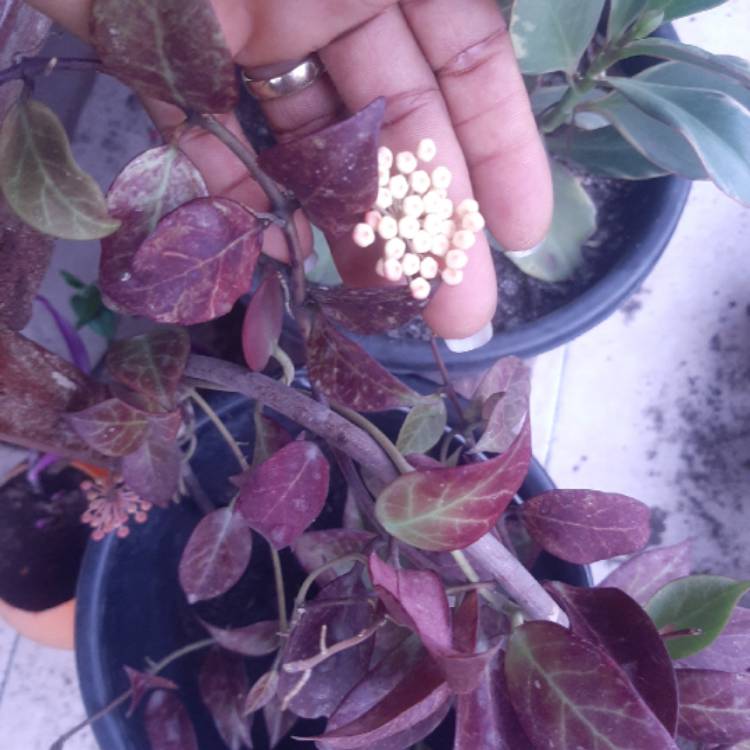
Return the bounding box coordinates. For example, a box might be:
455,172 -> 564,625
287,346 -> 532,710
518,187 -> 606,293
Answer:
660,0 -> 728,21
505,161 -> 596,282
60,270 -> 85,290
305,227 -> 343,286
0,100 -> 120,240
607,76 -> 750,204
89,308 -> 117,340
71,287 -> 104,329
510,0 -> 607,74
396,397 -> 447,456
646,575 -> 750,659
608,0 -> 658,40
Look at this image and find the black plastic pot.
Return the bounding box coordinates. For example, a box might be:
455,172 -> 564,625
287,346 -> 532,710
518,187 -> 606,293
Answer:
76,392 -> 590,750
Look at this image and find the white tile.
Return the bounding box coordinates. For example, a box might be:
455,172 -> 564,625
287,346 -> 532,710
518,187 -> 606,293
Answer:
0,625 -> 18,693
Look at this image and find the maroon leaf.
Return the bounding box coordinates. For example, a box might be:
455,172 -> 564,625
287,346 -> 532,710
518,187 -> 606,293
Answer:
307,317 -> 419,411
143,690 -> 198,750
546,582 -> 678,735
676,669 -> 750,745
251,410 -> 291,467
242,274 -> 284,372
679,607 -> 750,672
123,667 -> 177,717
201,619 -> 280,658
505,621 -> 678,750
309,285 -> 425,335
106,328 -> 190,408
100,146 -> 207,314
91,0 -> 237,113
599,539 -> 692,605
179,508 -> 252,604
521,489 -> 651,564
244,670 -> 278,715
122,410 -> 182,506
453,592 -> 479,652
124,198 -> 262,324
455,653 -> 531,750
263,696 -> 297,749
237,441 -> 329,550
68,398 -> 149,457
258,99 -> 384,237
375,419 -> 531,551
292,529 -> 376,586
198,648 -> 252,750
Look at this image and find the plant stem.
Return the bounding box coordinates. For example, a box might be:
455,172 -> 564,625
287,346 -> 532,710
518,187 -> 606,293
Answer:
147,637 -> 215,674
0,56 -> 100,88
292,553 -> 370,618
333,450 -> 387,533
271,344 -> 295,386
430,336 -> 466,426
189,388 -> 248,472
451,550 -> 481,582
271,546 -> 289,633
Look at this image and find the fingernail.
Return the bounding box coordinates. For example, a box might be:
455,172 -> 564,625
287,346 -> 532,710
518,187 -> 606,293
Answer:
444,321 -> 494,354
505,240 -> 544,259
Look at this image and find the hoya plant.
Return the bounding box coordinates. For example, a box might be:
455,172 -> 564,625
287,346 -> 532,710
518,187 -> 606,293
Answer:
0,1 -> 749,750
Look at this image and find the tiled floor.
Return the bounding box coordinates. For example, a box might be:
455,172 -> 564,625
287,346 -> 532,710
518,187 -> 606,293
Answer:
2,3 -> 750,748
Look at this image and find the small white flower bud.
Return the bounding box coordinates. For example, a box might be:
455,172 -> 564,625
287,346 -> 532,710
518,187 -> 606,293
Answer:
461,212 -> 486,232
410,170 -> 431,195
420,256 -> 439,279
379,169 -> 390,187
422,190 -> 442,214
441,268 -> 464,286
389,174 -> 409,200
446,248 -> 469,270
457,198 -> 480,217
377,215 -> 399,240
431,234 -> 450,256
398,215 -> 420,240
378,146 -> 393,170
417,138 -> 437,163
352,222 -> 375,248
442,219 -> 457,239
384,237 -> 406,259
452,229 -> 476,250
412,230 -> 433,254
438,198 -> 454,220
383,258 -> 404,282
431,165 -> 453,190
423,213 -> 444,236
376,187 -> 393,211
375,258 -> 385,277
401,252 -> 420,276
396,151 -> 418,175
402,195 -> 424,217
410,277 -> 432,300
365,210 -> 382,228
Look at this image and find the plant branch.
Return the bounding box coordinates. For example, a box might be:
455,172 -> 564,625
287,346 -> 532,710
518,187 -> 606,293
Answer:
0,56 -> 100,88
430,336 -> 466,426
189,388 -> 248,472
292,553 -> 370,619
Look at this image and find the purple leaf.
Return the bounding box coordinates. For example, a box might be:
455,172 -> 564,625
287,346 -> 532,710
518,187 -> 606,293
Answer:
395,396 -> 447,456
309,286 -> 425,335
505,621 -> 679,750
676,669 -> 750,745
453,592 -> 479,653
106,328 -> 190,408
292,530 -> 376,586
455,653 -> 530,750
436,642 -> 501,696
251,411 -> 292,467
679,607 -> 750,672
307,317 -> 419,412
201,619 -> 280,658
237,441 -> 330,550
122,410 -> 182,506
263,696 -> 297,749
521,489 -> 651,564
375,419 -> 531,551
124,198 -> 262,324
242,274 -> 284,372
91,0 -> 238,113
35,295 -> 91,373
123,667 -> 177,717
258,99 -> 384,237
179,508 -> 253,604
68,398 -> 148,457
143,690 -> 198,750
244,670 -> 278,715
198,648 -> 252,750
546,582 -> 678,735
599,539 -> 692,605
100,146 -> 207,314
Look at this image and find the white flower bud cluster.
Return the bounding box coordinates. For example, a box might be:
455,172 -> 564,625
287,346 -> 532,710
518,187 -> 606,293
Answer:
352,138 -> 486,301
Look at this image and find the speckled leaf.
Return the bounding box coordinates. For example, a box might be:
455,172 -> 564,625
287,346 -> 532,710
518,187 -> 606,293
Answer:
292,529 -> 376,586
307,317 -> 419,411
106,328 -> 190,408
243,671 -> 277,716
242,274 -> 284,372
123,667 -> 177,717
202,619 -> 280,658
309,285 -> 425,335
375,419 -> 531,551
100,145 -> 207,314
546,582 -> 678,734
252,410 -> 291,467
91,0 -> 237,113
676,669 -> 750,745
263,697 -> 297,749
198,648 -> 252,750
144,690 -> 199,750
123,198 -> 262,324
395,396 -> 446,455
0,100 -> 119,239
258,99 -> 384,237
646,576 -> 750,660
505,621 -> 679,750
679,607 -> 750,672
237,441 -> 329,550
521,489 -> 651,564
599,539 -> 692,605
179,508 -> 252,604
68,398 -> 149,457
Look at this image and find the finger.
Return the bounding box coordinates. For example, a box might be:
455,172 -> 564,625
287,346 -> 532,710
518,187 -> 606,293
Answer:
401,0 -> 552,251
320,6 -> 497,340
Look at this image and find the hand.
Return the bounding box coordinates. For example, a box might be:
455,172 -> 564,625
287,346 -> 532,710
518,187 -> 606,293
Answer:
27,0 -> 552,344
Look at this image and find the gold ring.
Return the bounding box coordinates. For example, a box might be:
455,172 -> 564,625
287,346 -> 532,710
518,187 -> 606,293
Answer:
242,57 -> 324,101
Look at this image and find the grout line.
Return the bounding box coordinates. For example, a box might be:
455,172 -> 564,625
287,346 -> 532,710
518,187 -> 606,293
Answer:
543,344 -> 571,470
0,634 -> 20,708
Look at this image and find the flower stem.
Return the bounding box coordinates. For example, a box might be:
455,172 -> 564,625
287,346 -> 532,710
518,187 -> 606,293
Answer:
189,388 -> 248,472
271,546 -> 289,633
430,335 -> 466,426
0,56 -> 101,88
271,344 -> 295,386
